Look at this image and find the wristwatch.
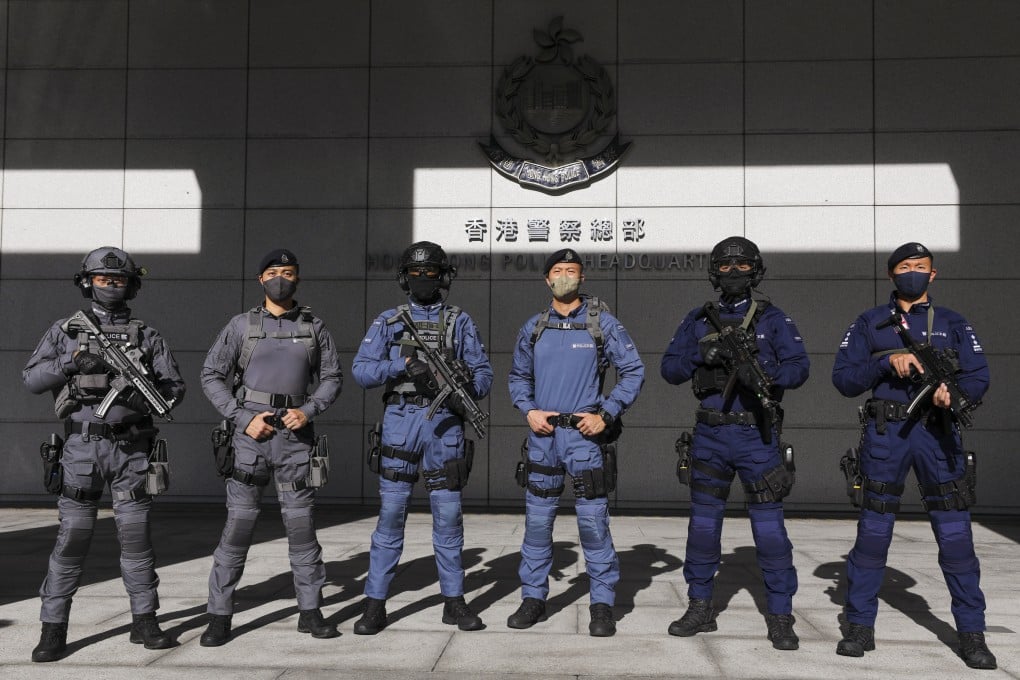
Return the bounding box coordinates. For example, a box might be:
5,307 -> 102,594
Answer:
597,408 -> 614,428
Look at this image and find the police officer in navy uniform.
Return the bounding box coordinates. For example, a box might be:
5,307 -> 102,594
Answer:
23,247 -> 185,662
199,249 -> 343,645
832,243 -> 995,669
661,236 -> 808,650
507,248 -> 645,637
352,241 -> 493,634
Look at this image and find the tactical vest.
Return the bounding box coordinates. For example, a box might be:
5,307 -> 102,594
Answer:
529,295 -> 610,384
386,304 -> 461,395
235,306 -> 319,386
68,313 -> 150,400
692,299 -> 769,399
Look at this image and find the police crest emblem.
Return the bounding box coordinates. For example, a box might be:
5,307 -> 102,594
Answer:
480,16 -> 630,192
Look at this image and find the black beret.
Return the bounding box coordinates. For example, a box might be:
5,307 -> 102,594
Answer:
543,248 -> 583,276
887,242 -> 933,271
258,248 -> 299,274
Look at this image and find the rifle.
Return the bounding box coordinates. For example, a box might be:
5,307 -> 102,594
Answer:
875,312 -> 980,428
387,309 -> 488,439
62,310 -> 175,421
699,302 -> 780,443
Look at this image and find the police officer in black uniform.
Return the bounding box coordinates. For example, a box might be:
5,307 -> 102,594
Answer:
23,247 -> 185,662
199,249 -> 343,645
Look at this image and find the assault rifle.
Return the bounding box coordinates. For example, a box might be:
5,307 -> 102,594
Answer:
62,310 -> 175,421
875,312 -> 980,428
387,309 -> 488,439
699,302 -> 780,443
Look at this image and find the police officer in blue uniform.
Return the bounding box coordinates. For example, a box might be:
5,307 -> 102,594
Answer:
352,241 -> 493,634
832,242 -> 995,669
23,247 -> 185,662
507,248 -> 645,637
661,236 -> 808,650
199,249 -> 343,645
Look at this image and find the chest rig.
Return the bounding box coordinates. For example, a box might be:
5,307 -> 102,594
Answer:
386,304 -> 461,396
692,300 -> 768,399
530,295 -> 610,388
67,313 -> 150,402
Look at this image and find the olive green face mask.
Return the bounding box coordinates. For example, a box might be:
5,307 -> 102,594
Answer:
548,275 -> 581,300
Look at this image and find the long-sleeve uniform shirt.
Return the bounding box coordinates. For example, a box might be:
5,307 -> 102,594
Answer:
508,298 -> 644,420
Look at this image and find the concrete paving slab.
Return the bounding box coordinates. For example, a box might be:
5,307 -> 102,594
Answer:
1,508 -> 1017,678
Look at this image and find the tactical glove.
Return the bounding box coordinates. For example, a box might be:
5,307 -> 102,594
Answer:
699,341 -> 730,367
406,359 -> 440,397
73,351 -> 115,375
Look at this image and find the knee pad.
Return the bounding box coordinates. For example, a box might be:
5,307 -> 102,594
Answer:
115,511 -> 152,555
523,497 -> 557,547
282,503 -> 316,547
576,501 -> 611,548
430,490 -> 464,535
851,509 -> 895,569
930,510 -> 980,574
223,506 -> 259,549
55,509 -> 98,560
377,489 -> 411,537
748,505 -> 793,569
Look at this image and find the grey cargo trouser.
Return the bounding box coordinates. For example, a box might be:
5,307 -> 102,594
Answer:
207,426 -> 324,614
40,433 -> 158,623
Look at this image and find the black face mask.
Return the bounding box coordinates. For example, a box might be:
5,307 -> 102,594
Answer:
718,270 -> 753,301
408,277 -> 443,304
263,276 -> 297,303
92,284 -> 129,310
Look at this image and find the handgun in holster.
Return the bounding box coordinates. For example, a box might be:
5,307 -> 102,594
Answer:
211,419 -> 235,477
962,450 -> 977,505
515,438 -> 529,488
840,446 -> 864,508
40,433 -> 65,494
675,431 -> 693,486
367,423 -> 382,473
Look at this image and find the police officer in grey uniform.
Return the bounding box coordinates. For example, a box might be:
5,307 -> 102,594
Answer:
23,247 -> 185,662
199,249 -> 343,645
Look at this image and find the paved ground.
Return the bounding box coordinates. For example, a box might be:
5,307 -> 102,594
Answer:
0,504 -> 1017,678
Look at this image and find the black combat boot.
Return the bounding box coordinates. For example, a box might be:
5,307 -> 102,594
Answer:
506,597 -> 546,629
958,631 -> 997,670
129,612 -> 173,649
297,608 -> 340,638
31,622 -> 68,662
442,596 -> 484,631
588,603 -> 616,637
199,614 -> 232,647
836,622 -> 875,657
765,613 -> 799,650
353,597 -> 387,635
667,598 -> 717,637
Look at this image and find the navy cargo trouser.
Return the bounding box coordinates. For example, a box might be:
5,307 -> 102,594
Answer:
845,418 -> 985,632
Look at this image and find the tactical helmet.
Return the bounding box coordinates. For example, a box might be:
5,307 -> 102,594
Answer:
708,236 -> 766,290
397,241 -> 456,292
74,246 -> 145,300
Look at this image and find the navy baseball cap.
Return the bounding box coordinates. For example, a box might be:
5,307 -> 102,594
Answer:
887,242 -> 933,271
258,248 -> 299,274
543,248 -> 583,276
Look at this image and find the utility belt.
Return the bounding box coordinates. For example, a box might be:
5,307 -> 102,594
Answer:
41,430 -> 170,501
514,438 -> 618,500
675,430 -> 796,503
365,422 -> 473,491
227,432 -> 330,493
384,392 -> 433,408
240,388 -> 307,408
695,408 -> 758,427
65,419 -> 157,443
864,398 -> 913,434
